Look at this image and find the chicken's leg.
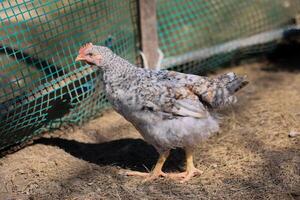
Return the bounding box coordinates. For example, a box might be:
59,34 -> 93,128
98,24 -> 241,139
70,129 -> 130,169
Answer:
125,151 -> 169,181
168,147 -> 203,183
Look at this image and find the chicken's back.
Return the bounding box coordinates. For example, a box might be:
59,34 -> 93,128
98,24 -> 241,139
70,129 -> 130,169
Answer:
156,70 -> 248,109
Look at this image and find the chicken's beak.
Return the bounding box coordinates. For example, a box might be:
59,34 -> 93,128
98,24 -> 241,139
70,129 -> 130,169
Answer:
75,55 -> 86,62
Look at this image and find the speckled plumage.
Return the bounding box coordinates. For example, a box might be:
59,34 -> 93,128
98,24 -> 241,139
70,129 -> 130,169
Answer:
77,45 -> 248,154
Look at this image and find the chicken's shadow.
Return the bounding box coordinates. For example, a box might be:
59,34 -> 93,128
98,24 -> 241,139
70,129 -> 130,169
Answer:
35,137 -> 185,172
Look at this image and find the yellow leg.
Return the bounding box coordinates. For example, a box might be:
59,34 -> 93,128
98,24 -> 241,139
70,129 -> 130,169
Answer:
125,151 -> 170,182
181,147 -> 203,182
168,147 -> 203,183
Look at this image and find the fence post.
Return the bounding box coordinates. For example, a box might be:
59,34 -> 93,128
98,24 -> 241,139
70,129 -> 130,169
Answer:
296,13 -> 300,25
139,0 -> 159,69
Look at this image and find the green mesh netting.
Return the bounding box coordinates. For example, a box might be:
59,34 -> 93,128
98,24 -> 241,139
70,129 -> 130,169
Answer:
0,0 -> 138,149
157,0 -> 300,73
0,0 -> 300,150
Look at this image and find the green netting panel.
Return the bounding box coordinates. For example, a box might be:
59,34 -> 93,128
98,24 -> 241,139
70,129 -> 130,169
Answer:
157,0 -> 300,72
0,0 -> 138,150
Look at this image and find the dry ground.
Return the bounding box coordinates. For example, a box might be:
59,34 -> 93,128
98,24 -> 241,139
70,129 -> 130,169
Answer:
0,61 -> 299,200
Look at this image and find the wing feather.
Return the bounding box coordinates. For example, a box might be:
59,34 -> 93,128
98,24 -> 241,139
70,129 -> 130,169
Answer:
144,85 -> 208,119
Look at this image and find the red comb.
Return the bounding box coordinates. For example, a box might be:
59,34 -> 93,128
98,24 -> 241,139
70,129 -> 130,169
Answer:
79,42 -> 93,53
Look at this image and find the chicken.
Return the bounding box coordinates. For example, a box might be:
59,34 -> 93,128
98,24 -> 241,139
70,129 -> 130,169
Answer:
75,43 -> 248,182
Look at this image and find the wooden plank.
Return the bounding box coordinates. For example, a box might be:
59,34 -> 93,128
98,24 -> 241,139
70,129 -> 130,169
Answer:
139,0 -> 159,69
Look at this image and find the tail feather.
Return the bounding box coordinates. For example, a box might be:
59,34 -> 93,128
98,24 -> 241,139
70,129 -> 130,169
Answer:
208,72 -> 248,108
185,72 -> 248,109
225,74 -> 249,94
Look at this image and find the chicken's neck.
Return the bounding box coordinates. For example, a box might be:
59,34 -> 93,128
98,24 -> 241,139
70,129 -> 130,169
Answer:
101,54 -> 139,89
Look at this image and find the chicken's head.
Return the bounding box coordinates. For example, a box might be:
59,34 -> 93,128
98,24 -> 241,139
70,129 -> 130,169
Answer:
75,43 -> 113,67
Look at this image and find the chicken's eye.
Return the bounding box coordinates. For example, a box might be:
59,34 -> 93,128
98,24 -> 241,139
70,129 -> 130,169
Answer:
87,53 -> 93,56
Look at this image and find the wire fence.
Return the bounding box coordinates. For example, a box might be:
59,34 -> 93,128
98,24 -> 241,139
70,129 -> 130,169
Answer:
0,0 -> 299,150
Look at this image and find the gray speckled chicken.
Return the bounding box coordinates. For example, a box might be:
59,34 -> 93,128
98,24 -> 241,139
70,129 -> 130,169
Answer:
76,43 -> 248,182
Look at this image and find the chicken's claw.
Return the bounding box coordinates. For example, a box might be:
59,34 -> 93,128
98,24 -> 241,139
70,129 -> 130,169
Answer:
124,170 -> 167,182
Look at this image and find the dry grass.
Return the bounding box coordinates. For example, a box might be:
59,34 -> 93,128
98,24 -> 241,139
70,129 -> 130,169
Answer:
0,61 -> 299,200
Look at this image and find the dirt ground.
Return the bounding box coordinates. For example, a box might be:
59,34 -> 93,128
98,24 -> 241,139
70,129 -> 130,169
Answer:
0,61 -> 299,200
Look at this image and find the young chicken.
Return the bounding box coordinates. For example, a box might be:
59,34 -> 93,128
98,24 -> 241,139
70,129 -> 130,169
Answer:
76,43 -> 248,182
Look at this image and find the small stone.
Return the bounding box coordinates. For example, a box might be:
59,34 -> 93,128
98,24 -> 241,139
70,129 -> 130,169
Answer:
289,131 -> 300,138
211,164 -> 218,168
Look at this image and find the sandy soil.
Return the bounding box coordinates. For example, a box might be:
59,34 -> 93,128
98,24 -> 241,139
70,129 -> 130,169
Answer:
0,61 -> 299,200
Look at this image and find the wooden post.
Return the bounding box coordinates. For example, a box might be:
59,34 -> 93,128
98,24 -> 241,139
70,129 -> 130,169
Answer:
296,14 -> 300,25
139,0 -> 159,69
